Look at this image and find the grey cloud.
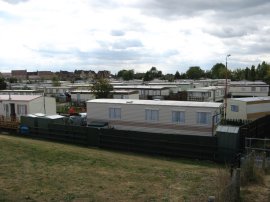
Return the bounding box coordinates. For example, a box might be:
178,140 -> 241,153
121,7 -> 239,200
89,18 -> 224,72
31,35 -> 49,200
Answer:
112,39 -> 143,50
161,49 -> 179,57
138,0 -> 270,18
97,39 -> 143,50
111,30 -> 125,36
205,24 -> 258,38
2,0 -> 29,4
36,45 -> 179,67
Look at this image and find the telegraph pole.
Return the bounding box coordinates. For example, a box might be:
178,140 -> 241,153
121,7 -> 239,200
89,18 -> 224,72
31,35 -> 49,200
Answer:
224,54 -> 231,120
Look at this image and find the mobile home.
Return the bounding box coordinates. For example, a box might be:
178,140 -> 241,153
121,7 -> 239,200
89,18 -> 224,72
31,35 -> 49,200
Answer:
226,97 -> 270,120
0,95 -> 56,120
87,99 -> 223,136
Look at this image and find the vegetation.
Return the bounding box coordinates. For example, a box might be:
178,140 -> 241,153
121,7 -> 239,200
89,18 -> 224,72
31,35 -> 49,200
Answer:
186,66 -> 205,79
0,134 -> 226,202
0,77 -> 7,90
114,61 -> 270,84
143,67 -> 163,81
91,78 -> 113,98
117,69 -> 134,81
7,77 -> 18,83
52,76 -> 61,87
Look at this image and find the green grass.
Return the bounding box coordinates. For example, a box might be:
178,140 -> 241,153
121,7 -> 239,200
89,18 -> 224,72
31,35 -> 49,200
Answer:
0,134 -> 223,202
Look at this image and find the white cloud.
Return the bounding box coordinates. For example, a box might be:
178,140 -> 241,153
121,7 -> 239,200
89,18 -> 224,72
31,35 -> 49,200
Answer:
0,0 -> 269,74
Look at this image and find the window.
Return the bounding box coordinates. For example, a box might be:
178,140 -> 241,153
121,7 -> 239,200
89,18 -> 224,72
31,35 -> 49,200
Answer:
109,108 -> 121,119
17,104 -> 27,115
172,111 -> 185,124
231,105 -> 239,112
214,114 -> 221,124
260,87 -> 268,92
4,104 -> 9,117
251,87 -> 256,92
145,109 -> 159,121
197,112 -> 211,125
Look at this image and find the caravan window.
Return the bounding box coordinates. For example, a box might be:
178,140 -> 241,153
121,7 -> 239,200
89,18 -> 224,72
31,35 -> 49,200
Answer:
145,109 -> 159,122
231,105 -> 239,112
109,108 -> 121,120
197,112 -> 211,125
172,111 -> 185,124
17,104 -> 27,115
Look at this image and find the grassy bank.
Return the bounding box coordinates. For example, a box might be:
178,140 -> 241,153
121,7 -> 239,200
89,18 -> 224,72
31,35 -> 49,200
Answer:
0,134 -> 223,201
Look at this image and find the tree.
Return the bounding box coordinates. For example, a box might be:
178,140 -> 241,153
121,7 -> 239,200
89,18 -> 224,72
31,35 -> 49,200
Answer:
117,69 -> 134,81
211,63 -> 227,79
134,72 -> 145,79
186,66 -> 204,79
0,77 -> 7,90
250,65 -> 256,81
231,68 -> 245,81
174,71 -> 181,80
52,76 -> 61,87
91,78 -> 113,98
143,71 -> 151,81
244,67 -> 251,80
163,74 -> 174,82
256,61 -> 270,83
8,77 -> 17,83
143,67 -> 163,81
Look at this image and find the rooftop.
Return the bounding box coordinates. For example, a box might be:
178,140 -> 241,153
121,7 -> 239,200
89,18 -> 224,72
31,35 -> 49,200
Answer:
87,99 -> 223,108
113,85 -> 171,90
0,95 -> 42,101
232,96 -> 270,102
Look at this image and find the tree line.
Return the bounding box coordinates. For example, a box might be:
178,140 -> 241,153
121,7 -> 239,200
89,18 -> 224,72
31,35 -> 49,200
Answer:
116,61 -> 270,84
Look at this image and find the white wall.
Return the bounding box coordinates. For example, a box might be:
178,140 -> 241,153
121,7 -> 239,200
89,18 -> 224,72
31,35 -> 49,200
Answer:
226,99 -> 247,120
29,97 -> 56,115
87,101 -> 220,136
113,93 -> 139,100
230,86 -> 269,97
71,93 -> 95,102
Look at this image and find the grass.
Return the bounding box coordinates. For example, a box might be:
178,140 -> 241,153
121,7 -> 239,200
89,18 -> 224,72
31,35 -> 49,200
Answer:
0,134 -> 224,202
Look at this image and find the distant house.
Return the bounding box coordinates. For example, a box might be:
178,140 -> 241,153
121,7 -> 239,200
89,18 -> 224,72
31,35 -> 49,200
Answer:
0,95 -> 56,120
38,86 -> 76,97
229,81 -> 269,97
70,90 -> 96,103
11,70 -> 27,80
112,90 -> 139,99
27,71 -> 39,80
87,99 -> 222,136
0,90 -> 43,96
67,83 -> 93,90
74,70 -> 96,80
113,85 -> 174,99
187,86 -> 225,102
97,70 -> 111,79
56,70 -> 73,81
0,72 -> 12,79
226,97 -> 270,120
38,71 -> 54,80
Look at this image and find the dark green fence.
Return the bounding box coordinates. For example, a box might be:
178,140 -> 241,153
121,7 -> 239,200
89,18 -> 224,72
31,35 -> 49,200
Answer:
19,116 -> 243,162
239,115 -> 270,151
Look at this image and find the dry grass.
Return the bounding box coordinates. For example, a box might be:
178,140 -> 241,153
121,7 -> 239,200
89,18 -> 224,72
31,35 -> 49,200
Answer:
241,175 -> 270,202
0,134 -> 224,202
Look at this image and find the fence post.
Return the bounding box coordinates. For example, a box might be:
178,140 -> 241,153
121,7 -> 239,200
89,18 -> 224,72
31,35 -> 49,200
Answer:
235,168 -> 241,201
262,152 -> 266,171
208,196 -> 215,202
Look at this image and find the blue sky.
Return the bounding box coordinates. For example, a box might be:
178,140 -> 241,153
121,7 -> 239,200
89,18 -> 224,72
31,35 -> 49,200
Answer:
0,0 -> 270,74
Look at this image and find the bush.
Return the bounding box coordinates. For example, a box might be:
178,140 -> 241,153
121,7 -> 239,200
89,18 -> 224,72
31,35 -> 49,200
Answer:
241,152 -> 265,186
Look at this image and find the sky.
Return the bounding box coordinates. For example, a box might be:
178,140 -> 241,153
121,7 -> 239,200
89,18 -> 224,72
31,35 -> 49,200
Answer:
0,0 -> 269,74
